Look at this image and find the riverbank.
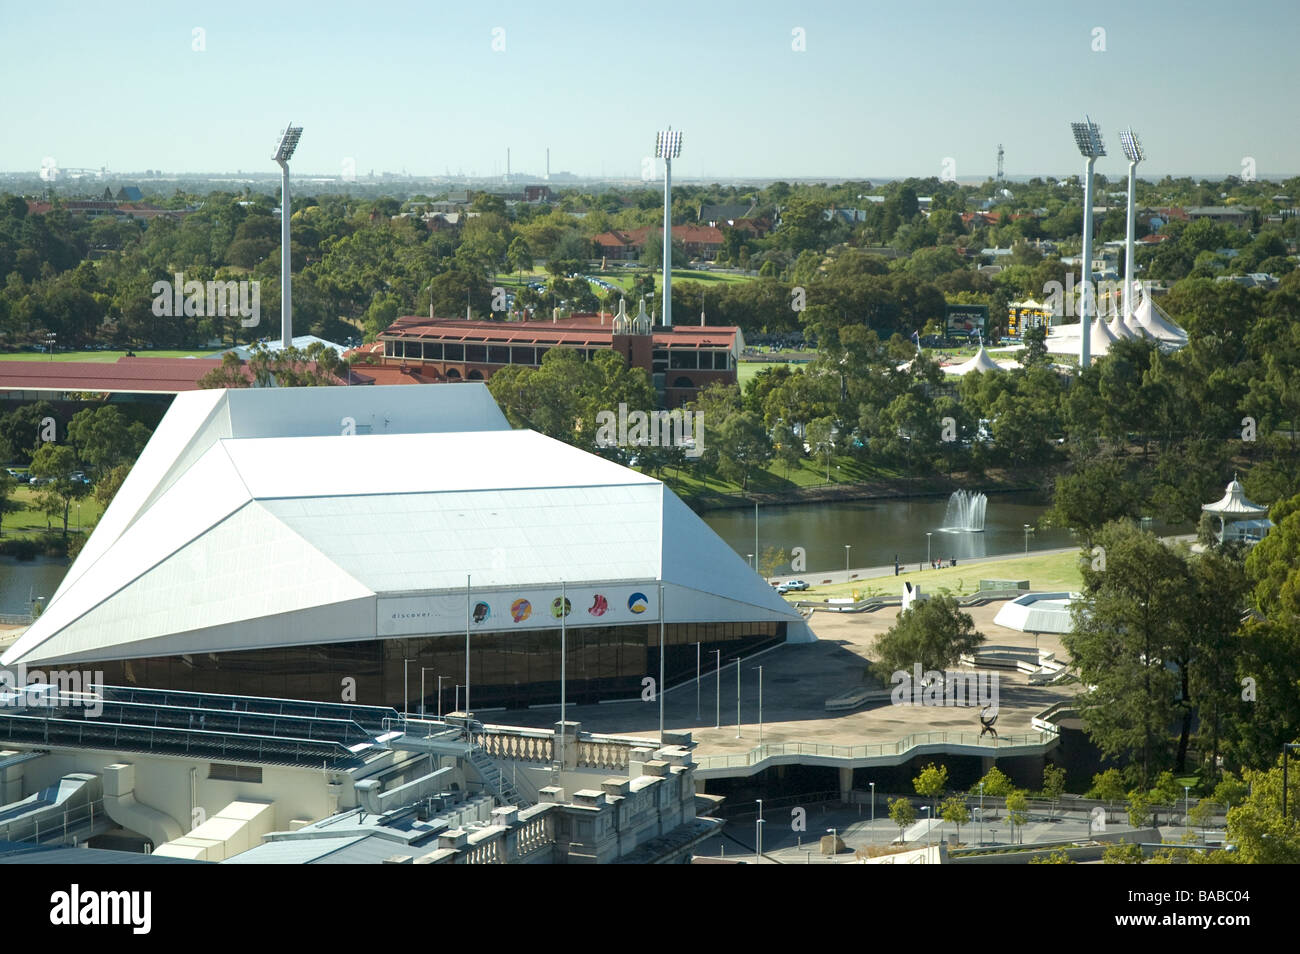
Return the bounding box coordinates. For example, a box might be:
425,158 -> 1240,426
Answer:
676,464 -> 1059,512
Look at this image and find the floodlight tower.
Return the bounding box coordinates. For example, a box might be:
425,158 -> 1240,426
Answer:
655,128 -> 683,327
273,124 -> 304,348
1118,128 -> 1145,322
1070,116 -> 1105,368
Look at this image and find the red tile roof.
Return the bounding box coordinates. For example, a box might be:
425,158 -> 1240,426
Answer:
591,224 -> 724,249
0,357 -> 232,393
382,317 -> 740,349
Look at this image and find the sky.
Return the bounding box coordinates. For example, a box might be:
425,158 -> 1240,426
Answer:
1,0 -> 1296,182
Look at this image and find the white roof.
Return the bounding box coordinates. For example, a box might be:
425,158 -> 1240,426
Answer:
221,335 -> 347,360
4,385 -> 798,667
1132,292 -> 1188,343
942,346 -> 1003,376
1203,478 -> 1268,516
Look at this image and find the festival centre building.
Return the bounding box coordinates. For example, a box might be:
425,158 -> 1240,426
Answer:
2,384 -> 806,710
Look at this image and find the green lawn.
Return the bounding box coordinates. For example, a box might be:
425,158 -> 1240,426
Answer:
738,360 -> 807,387
0,349 -> 213,362
655,453 -> 903,502
795,549 -> 1084,600
2,484 -> 105,536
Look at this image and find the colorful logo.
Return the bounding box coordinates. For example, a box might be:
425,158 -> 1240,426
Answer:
551,596 -> 572,618
588,594 -> 608,617
472,601 -> 491,624
510,599 -> 531,623
628,592 -> 649,614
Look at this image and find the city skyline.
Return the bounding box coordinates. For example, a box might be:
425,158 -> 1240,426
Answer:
2,0 -> 1297,181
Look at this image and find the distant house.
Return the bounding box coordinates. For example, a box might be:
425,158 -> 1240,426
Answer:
1185,206 -> 1255,225
699,202 -> 756,226
591,224 -> 724,261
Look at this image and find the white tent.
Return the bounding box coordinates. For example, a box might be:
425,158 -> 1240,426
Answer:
942,345 -> 1004,375
1132,293 -> 1188,344
5,384 -> 804,668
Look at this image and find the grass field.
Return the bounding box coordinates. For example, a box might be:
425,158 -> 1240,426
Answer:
0,350 -> 212,362
657,452 -> 903,501
795,549 -> 1084,601
2,484 -> 105,536
737,360 -> 807,387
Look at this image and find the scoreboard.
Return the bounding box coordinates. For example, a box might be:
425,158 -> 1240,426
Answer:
1008,301 -> 1052,337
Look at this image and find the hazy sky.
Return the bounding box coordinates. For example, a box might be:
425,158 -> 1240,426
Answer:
2,0 -> 1295,181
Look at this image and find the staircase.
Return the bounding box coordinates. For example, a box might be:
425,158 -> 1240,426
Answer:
467,748 -> 532,809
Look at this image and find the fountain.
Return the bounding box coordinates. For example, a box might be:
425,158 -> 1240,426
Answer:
942,490 -> 987,532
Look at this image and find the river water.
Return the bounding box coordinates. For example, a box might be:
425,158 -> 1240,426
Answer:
700,493 -> 1174,576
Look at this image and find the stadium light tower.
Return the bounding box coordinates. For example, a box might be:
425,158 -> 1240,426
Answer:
273,124 -> 304,349
1070,115 -> 1105,369
1118,128 -> 1145,323
655,128 -> 683,328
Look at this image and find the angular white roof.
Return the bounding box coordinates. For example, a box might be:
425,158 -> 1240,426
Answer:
5,384 -> 800,667
942,346 -> 1003,376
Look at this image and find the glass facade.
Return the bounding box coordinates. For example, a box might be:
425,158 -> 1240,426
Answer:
95,621 -> 786,712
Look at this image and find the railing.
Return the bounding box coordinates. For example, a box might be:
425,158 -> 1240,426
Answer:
1,797 -> 107,846
695,728 -> 1060,772
473,729 -> 553,764
793,587 -> 1032,613
576,738 -> 631,772
0,613 -> 34,626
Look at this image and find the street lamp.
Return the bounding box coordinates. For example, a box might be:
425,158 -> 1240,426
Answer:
827,827 -> 838,863
756,799 -> 765,862
736,659 -> 742,739
1070,114 -> 1106,369
419,667 -> 437,720
926,532 -> 933,566
845,544 -> 852,582
922,805 -> 931,851
1184,785 -> 1191,836
870,781 -> 876,842
273,123 -> 304,348
979,782 -> 985,845
713,649 -> 722,729
654,127 -> 683,328
752,665 -> 764,745
437,675 -> 446,719
747,553 -> 754,571
1023,523 -> 1033,555
1118,127 -> 1145,321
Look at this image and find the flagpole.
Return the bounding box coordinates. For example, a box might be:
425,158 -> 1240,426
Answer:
465,574 -> 471,717
560,580 -> 567,778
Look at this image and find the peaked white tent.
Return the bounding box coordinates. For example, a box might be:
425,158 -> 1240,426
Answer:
5,385 -> 806,682
942,345 -> 1005,375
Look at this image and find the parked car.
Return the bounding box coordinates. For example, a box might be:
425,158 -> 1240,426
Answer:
775,583 -> 792,594
783,580 -> 810,591
4,468 -> 28,483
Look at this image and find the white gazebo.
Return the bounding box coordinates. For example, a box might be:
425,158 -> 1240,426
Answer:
1202,476 -> 1271,544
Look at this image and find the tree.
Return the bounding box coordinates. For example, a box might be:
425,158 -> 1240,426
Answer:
873,594 -> 985,681
1090,768 -> 1127,823
1102,842 -> 1145,864
940,795 -> 970,843
1150,770 -> 1183,827
1042,764 -> 1067,821
1127,789 -> 1154,828
975,766 -> 1014,802
888,797 -> 916,841
0,469 -> 21,538
506,236 -> 533,284
28,443 -> 90,539
65,406 -> 151,481
913,763 -> 949,817
1224,757 -> 1300,863
1005,790 -> 1029,844
1064,520 -> 1190,788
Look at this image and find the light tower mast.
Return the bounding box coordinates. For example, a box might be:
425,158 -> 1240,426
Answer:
273,123 -> 303,349
654,127 -> 683,328
1118,128 -> 1145,322
1070,115 -> 1106,369
996,143 -> 1004,181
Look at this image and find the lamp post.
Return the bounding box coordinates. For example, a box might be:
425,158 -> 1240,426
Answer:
922,805 -> 931,851
870,781 -> 876,842
752,665 -> 764,745
748,553 -> 754,571
403,658 -> 409,724
736,659 -> 742,739
714,650 -> 721,729
845,544 -> 852,582
1070,115 -> 1106,369
654,128 -> 683,328
1184,785 -> 1191,836
454,684 -> 464,713
926,532 -> 932,566
827,828 -> 838,863
437,675 -> 446,719
273,123 -> 303,348
695,642 -> 701,722
756,799 -> 764,862
1024,523 -> 1032,555
979,781 -> 985,845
